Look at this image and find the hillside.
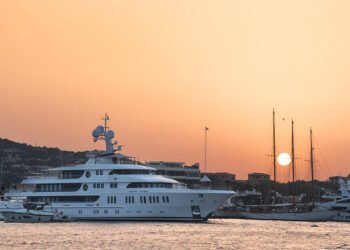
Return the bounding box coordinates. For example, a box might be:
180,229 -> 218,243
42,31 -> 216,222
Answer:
0,138 -> 87,186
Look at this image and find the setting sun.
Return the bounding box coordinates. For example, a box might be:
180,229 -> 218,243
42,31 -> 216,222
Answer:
277,153 -> 291,166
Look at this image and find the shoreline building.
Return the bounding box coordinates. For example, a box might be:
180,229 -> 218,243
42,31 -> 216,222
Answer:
248,173 -> 270,185
145,161 -> 201,187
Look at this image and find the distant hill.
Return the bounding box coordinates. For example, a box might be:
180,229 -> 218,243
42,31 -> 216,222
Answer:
0,138 -> 88,186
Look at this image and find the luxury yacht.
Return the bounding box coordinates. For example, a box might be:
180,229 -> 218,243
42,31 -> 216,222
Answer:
321,179 -> 350,211
321,179 -> 350,222
3,116 -> 234,221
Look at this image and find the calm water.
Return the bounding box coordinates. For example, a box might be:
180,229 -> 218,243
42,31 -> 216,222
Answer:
0,219 -> 349,249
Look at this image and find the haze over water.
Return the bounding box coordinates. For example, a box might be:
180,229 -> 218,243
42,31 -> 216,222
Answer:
1,220 -> 349,249
1,1 -> 350,181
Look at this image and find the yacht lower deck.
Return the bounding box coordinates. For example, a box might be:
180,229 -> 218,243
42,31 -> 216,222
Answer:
43,191 -> 232,222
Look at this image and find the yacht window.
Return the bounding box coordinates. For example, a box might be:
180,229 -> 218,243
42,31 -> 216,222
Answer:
114,196 -> 117,204
127,182 -> 172,189
101,183 -> 104,188
85,171 -> 91,178
162,196 -> 166,203
110,183 -> 118,188
125,196 -> 127,203
166,196 -> 169,203
96,170 -> 99,175
97,183 -> 100,188
132,196 -> 134,204
109,169 -> 154,175
93,183 -> 96,188
140,196 -> 143,203
100,170 -> 103,175
83,184 -> 88,191
143,197 -> 147,203
156,196 -> 159,203
152,196 -> 156,203
149,196 -> 152,203
108,196 -> 110,204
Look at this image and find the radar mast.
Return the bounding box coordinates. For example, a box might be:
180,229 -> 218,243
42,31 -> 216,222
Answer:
92,114 -> 122,154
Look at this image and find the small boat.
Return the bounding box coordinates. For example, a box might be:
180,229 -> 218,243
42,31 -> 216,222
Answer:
240,207 -> 337,221
2,209 -> 54,223
0,199 -> 25,221
1,202 -> 72,223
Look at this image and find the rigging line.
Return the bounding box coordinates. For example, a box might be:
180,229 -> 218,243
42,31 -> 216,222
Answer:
295,126 -> 315,181
313,135 -> 332,180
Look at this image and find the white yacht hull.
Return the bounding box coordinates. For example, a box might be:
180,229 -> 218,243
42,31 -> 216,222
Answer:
44,191 -> 233,222
241,210 -> 337,221
332,212 -> 350,222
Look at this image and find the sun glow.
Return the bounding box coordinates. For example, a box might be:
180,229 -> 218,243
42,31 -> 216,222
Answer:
277,153 -> 291,166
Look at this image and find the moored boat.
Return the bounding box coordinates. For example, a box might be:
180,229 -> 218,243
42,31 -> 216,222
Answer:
2,209 -> 54,223
240,207 -> 336,221
0,199 -> 25,221
236,113 -> 335,222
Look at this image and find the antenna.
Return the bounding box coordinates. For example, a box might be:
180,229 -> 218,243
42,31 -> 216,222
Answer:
0,155 -> 3,190
200,126 -> 211,187
204,126 -> 209,176
291,119 -> 296,207
310,128 -> 315,207
102,113 -> 110,132
273,108 -> 277,183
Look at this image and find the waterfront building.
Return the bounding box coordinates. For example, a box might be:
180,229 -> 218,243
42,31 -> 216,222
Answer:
207,172 -> 236,182
205,172 -> 236,190
145,161 -> 201,187
248,173 -> 270,185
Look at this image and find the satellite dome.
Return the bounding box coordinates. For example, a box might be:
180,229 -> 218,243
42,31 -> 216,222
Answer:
106,130 -> 114,139
92,126 -> 104,137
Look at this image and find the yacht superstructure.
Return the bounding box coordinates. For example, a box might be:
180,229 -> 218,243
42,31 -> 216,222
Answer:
321,179 -> 350,211
321,179 -> 350,221
4,116 -> 234,221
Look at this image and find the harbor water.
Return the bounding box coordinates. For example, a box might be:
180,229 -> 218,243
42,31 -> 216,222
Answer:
0,219 -> 349,249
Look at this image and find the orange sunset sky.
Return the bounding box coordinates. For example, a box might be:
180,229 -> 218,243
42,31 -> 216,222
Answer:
0,1 -> 350,181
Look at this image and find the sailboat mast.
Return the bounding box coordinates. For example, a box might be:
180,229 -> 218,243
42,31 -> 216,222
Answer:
0,156 -> 3,189
273,109 -> 277,183
291,119 -> 296,206
205,127 -> 207,176
310,128 -> 315,207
